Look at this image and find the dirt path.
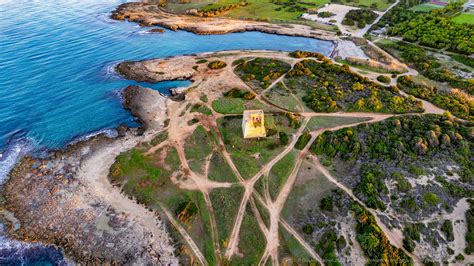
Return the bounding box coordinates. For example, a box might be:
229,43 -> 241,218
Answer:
262,133 -> 317,265
113,50 -> 457,264
357,0 -> 401,37
224,118 -> 310,259
161,207 -> 207,265
311,155 -> 421,265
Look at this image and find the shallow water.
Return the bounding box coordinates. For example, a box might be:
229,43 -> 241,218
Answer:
0,0 -> 333,263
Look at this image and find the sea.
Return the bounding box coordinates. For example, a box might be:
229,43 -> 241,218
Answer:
0,0 -> 333,264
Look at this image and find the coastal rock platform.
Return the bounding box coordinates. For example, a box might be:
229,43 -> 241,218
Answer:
111,2 -> 337,41
3,86 -> 176,264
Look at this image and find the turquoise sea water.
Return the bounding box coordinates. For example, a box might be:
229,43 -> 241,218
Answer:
0,0 -> 333,263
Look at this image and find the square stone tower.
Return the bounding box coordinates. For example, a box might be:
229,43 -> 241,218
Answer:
242,110 -> 266,139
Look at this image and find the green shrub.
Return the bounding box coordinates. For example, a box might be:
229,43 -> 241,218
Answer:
289,50 -> 325,59
352,204 -> 413,265
279,132 -> 289,145
465,199 -> 474,254
377,75 -> 391,83
223,87 -> 255,100
295,132 -> 311,150
343,9 -> 378,28
441,220 -> 454,242
393,172 -> 412,192
451,54 -> 474,68
403,238 -> 416,253
302,224 -> 314,235
208,60 -> 227,69
320,196 -> 333,212
424,192 -> 439,205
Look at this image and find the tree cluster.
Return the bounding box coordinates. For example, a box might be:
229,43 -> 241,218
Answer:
377,3 -> 474,54
342,9 -> 378,29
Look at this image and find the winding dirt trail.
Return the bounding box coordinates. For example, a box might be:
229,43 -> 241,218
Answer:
114,50 -> 459,264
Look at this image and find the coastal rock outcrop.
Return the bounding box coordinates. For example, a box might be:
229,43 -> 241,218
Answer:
123,85 -> 169,130
110,2 -> 337,41
3,87 -> 176,264
116,56 -> 196,83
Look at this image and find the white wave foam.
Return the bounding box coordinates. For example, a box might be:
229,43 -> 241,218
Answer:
0,138 -> 34,185
101,61 -> 123,80
0,224 -> 68,264
69,128 -> 118,145
135,30 -> 152,36
96,12 -> 119,24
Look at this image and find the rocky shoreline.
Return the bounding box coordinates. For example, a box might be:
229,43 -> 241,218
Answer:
2,86 -> 177,264
111,2 -> 338,42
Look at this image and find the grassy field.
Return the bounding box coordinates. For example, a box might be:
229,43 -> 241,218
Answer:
264,82 -> 304,112
218,116 -> 290,179
231,206 -> 267,264
202,0 -> 329,21
282,159 -> 335,217
334,0 -> 392,11
184,125 -> 213,175
279,227 -> 315,262
209,185 -> 245,252
409,3 -> 443,12
305,116 -> 371,131
211,97 -> 277,114
268,150 -> 297,200
451,12 -> 474,24
164,0 -> 216,14
208,151 -> 239,182
212,97 -> 247,114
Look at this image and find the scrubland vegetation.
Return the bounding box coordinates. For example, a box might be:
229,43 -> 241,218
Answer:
397,76 -> 473,121
235,58 -> 291,92
311,114 -> 473,216
286,59 -> 423,113
208,60 -> 227,69
466,199 -> 474,254
377,40 -> 474,95
352,204 -> 413,265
